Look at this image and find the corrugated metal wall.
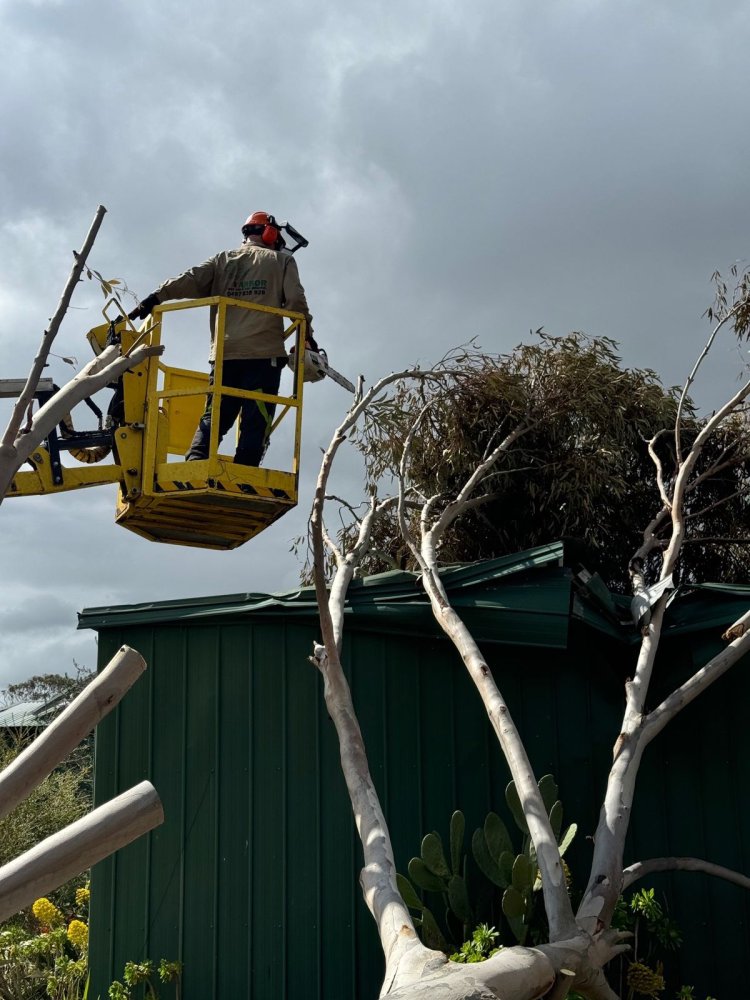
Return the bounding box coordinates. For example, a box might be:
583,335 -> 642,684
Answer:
89,616 -> 750,998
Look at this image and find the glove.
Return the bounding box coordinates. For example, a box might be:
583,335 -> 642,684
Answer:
306,333 -> 320,352
129,292 -> 161,321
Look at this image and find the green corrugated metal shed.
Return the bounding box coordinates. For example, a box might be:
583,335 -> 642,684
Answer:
80,542 -> 750,998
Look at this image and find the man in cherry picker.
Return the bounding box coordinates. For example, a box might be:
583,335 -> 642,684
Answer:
133,211 -> 315,467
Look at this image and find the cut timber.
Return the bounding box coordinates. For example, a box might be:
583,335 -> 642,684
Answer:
0,645 -> 146,822
0,781 -> 163,923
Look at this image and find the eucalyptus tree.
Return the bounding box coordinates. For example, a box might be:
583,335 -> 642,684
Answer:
332,332 -> 750,591
307,268 -> 750,999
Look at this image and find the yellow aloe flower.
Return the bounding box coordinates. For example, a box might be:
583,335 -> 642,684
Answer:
627,960 -> 665,997
31,898 -> 63,928
75,885 -> 91,908
67,919 -> 89,950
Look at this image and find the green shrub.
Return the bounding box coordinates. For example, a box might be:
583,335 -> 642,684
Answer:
0,734 -> 92,932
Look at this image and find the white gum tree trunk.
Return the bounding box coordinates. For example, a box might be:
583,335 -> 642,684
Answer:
308,295 -> 750,997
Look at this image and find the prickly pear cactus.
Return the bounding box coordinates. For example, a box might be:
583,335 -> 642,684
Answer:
398,811 -> 474,949
399,776 -> 578,954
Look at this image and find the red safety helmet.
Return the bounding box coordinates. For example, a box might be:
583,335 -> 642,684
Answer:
242,211 -> 280,248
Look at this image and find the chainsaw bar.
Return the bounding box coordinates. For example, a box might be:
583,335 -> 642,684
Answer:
310,351 -> 356,393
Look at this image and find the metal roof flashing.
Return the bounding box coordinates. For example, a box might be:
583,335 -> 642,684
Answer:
78,541 -> 750,649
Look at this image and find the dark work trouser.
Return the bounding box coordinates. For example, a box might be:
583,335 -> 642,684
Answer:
186,357 -> 285,466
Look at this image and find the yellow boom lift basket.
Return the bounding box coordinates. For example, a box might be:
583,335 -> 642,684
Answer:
7,297 -> 307,551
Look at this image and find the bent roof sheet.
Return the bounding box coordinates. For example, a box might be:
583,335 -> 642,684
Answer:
78,541 -> 750,649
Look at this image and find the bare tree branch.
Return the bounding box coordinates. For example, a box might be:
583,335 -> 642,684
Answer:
0,780 -> 162,924
684,489 -> 743,522
309,369 -> 455,981
1,206 -> 107,451
0,646 -> 145,821
675,304 -> 742,462
0,342 -> 164,501
428,423 -> 532,546
580,323 -> 750,937
392,405 -> 577,942
642,610 -> 750,742
682,536 -> 750,546
647,431 -> 672,512
306,307 -> 750,994
622,856 -> 750,891
321,520 -> 344,565
662,375 -> 750,580
689,439 -> 742,484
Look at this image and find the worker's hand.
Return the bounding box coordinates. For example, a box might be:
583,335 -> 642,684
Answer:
129,292 -> 161,321
306,334 -> 320,353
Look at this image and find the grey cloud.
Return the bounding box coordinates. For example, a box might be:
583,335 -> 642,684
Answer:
0,590 -> 76,636
1,0 -> 749,684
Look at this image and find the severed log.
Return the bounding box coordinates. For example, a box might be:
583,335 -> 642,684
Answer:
0,780 -> 163,922
0,645 -> 146,822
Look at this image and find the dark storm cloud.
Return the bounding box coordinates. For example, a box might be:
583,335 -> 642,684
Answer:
1,0 -> 749,684
311,0 -> 750,378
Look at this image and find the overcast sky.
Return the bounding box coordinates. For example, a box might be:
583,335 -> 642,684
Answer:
1,0 -> 748,689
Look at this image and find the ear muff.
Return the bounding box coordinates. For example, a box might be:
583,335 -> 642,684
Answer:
261,215 -> 280,247
261,224 -> 279,247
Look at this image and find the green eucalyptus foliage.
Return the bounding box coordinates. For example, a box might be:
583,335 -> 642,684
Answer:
334,332 -> 750,590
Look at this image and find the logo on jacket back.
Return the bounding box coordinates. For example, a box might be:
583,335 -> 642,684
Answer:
227,279 -> 268,297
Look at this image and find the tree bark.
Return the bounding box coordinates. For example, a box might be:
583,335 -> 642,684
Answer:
622,856 -> 750,891
0,780 -> 163,923
0,342 -> 163,500
395,418 -> 576,943
0,645 -> 146,821
307,314 -> 750,997
309,372 -> 453,985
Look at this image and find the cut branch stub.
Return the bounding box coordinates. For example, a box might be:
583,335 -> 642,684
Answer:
0,780 -> 162,924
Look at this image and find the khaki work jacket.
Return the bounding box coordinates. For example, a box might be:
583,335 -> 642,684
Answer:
156,238 -> 313,361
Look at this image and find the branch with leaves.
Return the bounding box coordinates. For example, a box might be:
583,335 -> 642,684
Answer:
578,269 -> 750,941
0,206 -> 162,501
1,207 -> 108,454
